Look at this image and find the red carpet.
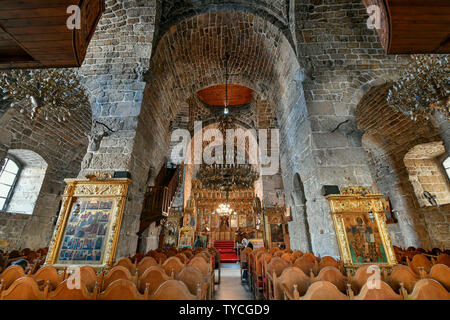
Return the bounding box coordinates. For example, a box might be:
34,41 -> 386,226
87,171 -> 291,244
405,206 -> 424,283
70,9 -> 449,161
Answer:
214,240 -> 239,263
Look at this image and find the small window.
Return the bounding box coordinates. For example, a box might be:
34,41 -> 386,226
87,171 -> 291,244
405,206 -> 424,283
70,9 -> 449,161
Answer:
444,157 -> 450,179
0,157 -> 20,211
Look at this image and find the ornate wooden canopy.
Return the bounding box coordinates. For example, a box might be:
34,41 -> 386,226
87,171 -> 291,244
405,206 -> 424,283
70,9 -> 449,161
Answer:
362,0 -> 450,54
0,0 -> 105,69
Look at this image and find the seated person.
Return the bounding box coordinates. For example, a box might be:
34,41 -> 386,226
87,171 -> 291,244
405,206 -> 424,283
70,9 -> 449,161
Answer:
11,258 -> 29,272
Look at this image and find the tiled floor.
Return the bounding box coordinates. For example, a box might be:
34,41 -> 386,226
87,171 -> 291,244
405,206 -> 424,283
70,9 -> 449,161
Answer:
214,264 -> 254,300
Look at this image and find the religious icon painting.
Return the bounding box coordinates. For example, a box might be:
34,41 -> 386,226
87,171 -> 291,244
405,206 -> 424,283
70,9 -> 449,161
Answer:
343,214 -> 388,264
45,178 -> 130,270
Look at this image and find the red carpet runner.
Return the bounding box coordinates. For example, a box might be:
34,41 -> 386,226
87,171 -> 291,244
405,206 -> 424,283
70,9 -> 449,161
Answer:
214,240 -> 239,263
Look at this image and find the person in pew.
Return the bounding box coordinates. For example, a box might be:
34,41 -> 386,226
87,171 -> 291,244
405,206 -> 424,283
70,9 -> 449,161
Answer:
11,258 -> 29,272
194,237 -> 204,249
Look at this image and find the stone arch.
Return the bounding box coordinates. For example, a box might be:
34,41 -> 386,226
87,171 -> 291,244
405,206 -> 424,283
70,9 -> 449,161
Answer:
135,10 -> 303,215
142,11 -> 302,129
356,82 -> 449,250
154,0 -> 297,54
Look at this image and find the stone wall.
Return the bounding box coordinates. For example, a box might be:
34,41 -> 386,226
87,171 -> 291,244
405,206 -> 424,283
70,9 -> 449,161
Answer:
76,0 -> 159,258
357,83 -> 450,250
0,96 -> 91,251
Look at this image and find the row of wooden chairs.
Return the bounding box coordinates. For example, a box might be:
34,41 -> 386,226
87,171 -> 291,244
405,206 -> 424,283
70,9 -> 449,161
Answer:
286,278 -> 449,300
0,262 -> 209,300
0,276 -> 204,300
242,247 -> 450,300
272,263 -> 450,300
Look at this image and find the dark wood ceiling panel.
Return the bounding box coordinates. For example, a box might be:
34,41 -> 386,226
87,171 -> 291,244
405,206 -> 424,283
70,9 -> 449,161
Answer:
362,0 -> 450,54
0,0 -> 105,69
198,84 -> 254,107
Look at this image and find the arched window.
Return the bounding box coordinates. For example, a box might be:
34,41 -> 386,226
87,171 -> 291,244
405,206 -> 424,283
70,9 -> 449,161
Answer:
444,157 -> 450,179
0,157 -> 20,211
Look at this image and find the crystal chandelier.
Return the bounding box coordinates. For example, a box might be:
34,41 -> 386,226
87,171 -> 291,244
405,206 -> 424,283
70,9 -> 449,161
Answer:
212,203 -> 237,215
387,55 -> 449,121
0,68 -> 89,121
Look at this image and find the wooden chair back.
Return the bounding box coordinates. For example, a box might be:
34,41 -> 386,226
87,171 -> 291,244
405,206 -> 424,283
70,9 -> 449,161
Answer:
1,276 -> 46,300
385,265 -> 419,294
428,264 -> 450,291
114,257 -> 136,274
176,266 -> 207,299
318,256 -> 342,272
0,265 -> 26,290
33,265 -> 64,290
270,247 -> 280,255
281,253 -> 295,264
79,266 -> 98,292
150,279 -> 198,300
266,257 -> 289,278
181,249 -> 193,259
175,253 -> 188,264
349,264 -> 379,294
407,254 -> 432,275
154,252 -> 167,264
189,257 -> 211,277
312,266 -> 348,293
102,266 -> 133,291
47,279 -> 93,300
294,255 -> 318,276
166,248 -> 178,258
98,279 -> 146,300
402,279 -> 450,300
436,253 -> 450,267
292,250 -> 303,259
137,257 -> 159,276
162,256 -> 186,277
299,281 -> 349,300
352,280 -> 403,300
138,266 -> 171,294
276,267 -> 311,300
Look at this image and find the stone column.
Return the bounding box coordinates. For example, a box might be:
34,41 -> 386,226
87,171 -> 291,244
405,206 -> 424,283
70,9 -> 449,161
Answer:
431,112 -> 450,153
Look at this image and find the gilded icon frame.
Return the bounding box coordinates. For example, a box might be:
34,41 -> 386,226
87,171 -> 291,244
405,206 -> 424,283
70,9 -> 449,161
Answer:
326,188 -> 397,273
44,177 -> 131,271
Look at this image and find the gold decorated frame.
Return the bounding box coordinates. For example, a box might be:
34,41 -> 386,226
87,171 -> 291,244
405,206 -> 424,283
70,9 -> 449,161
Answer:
326,191 -> 397,273
45,178 -> 131,271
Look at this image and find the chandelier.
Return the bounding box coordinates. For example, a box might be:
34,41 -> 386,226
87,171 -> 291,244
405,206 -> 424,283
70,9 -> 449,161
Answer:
387,55 -> 449,121
197,163 -> 259,200
212,203 -> 236,215
0,68 -> 89,121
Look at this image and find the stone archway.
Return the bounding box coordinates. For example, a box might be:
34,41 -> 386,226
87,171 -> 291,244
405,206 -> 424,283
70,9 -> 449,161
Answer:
356,83 -> 450,250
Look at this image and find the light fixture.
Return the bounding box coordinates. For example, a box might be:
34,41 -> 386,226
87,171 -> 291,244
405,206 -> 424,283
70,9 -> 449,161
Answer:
0,68 -> 89,121
387,55 -> 449,121
215,203 -> 233,215
224,40 -> 230,115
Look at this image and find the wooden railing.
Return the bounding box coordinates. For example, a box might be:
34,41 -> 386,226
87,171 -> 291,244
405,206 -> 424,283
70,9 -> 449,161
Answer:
138,164 -> 183,235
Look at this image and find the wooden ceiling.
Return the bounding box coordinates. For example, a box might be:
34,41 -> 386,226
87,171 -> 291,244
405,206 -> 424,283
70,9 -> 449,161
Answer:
362,0 -> 450,54
198,84 -> 254,107
0,0 -> 105,69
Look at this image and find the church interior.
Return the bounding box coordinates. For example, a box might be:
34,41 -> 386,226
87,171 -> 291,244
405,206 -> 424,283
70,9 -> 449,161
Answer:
0,0 -> 449,301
